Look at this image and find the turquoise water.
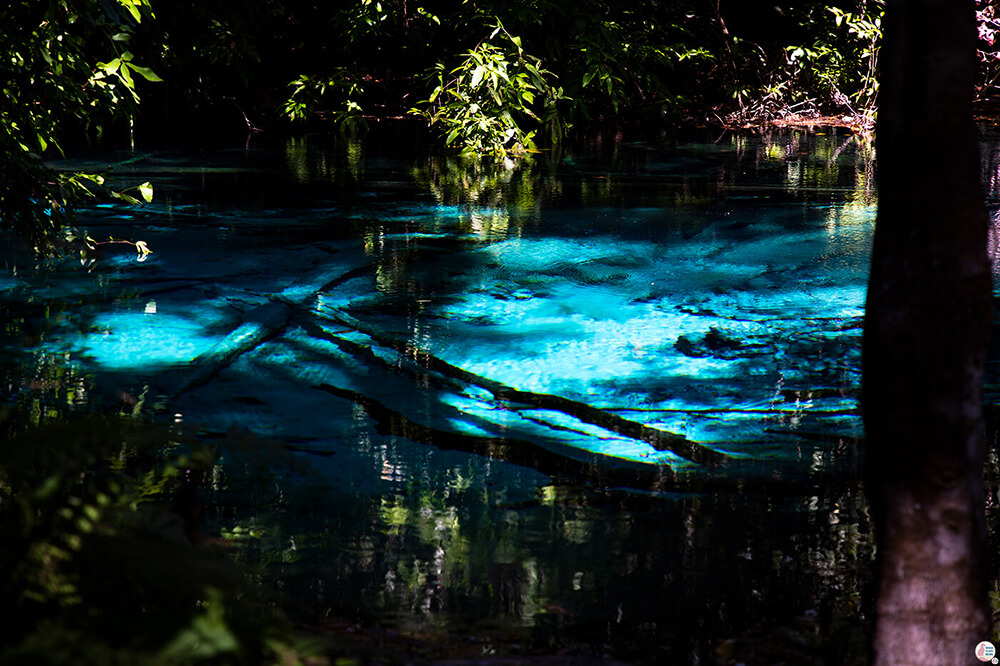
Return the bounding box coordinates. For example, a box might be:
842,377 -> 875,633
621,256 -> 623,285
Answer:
3,130 -> 887,661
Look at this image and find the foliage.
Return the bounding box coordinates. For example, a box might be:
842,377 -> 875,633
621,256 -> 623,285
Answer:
768,1 -> 883,123
404,1 -> 716,162
130,0 -> 284,120
0,414 -> 319,665
978,0 -> 1000,101
267,0 -> 713,164
0,0 -> 159,251
8,0 -> 1000,238
830,3 -> 882,117
413,22 -> 568,161
283,71 -> 368,137
737,0 -> 1000,124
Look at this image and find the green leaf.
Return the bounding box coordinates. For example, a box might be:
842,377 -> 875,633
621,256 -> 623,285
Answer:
138,182 -> 153,203
113,193 -> 141,205
120,0 -> 141,22
129,65 -> 163,82
417,7 -> 440,24
159,589 -> 239,658
98,58 -> 121,74
119,63 -> 135,90
471,65 -> 485,89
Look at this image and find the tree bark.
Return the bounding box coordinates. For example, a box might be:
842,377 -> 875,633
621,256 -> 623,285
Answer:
863,0 -> 993,663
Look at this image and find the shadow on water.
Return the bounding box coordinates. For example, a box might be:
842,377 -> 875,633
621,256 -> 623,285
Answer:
6,127 -> 987,663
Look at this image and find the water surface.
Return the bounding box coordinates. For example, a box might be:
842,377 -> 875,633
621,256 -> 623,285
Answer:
3,130 -> 889,662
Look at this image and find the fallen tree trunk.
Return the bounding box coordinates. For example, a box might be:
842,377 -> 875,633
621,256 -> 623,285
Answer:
167,263 -> 374,398
307,309 -> 730,468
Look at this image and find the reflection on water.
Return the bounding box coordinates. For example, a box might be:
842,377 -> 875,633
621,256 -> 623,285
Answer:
213,444 -> 873,662
1,128 -> 972,661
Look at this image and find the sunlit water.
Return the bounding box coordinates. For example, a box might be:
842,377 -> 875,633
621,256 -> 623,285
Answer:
9,129 -> 999,662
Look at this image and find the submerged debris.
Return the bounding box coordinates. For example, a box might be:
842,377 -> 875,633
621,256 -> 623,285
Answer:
674,327 -> 745,359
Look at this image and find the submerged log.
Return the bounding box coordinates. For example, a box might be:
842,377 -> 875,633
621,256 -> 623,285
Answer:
169,300 -> 296,398
168,263 -> 374,398
164,259 -> 728,473
308,309 -> 731,468
315,382 -> 673,490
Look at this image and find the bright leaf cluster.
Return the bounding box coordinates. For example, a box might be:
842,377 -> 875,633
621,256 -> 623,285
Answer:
0,0 -> 158,251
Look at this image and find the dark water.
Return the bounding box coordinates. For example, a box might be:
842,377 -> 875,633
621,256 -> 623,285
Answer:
1,128 -> 971,662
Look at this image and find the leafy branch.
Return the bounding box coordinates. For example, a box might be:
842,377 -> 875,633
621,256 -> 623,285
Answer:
412,21 -> 569,164
0,0 -> 160,252
282,70 -> 368,136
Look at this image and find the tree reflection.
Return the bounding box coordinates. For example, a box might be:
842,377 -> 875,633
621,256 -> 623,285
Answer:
207,451 -> 874,662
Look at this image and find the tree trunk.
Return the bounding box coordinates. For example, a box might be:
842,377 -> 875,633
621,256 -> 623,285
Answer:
863,0 -> 993,663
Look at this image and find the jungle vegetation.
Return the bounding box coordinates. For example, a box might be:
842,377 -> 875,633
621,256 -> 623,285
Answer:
3,0 -> 998,251
0,0 -> 1000,252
